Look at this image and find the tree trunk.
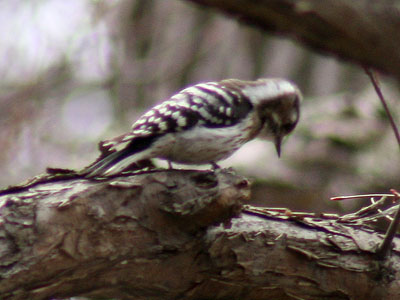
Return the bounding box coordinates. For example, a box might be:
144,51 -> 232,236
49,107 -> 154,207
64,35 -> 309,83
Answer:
0,169 -> 399,300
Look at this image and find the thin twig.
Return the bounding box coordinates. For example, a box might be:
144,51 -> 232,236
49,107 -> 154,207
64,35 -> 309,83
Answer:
330,194 -> 394,201
363,69 -> 400,260
364,68 -> 400,150
376,190 -> 400,260
370,197 -> 393,221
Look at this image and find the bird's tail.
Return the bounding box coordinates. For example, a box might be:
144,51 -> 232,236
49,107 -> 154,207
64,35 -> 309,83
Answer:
81,135 -> 158,177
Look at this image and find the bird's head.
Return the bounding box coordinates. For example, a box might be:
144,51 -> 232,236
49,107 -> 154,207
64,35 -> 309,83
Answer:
241,78 -> 302,157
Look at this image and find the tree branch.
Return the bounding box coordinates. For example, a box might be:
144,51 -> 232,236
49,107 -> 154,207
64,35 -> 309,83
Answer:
186,0 -> 400,81
1,169 -> 400,299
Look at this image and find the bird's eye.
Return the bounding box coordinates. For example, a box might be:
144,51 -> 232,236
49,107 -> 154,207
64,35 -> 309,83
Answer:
282,123 -> 295,133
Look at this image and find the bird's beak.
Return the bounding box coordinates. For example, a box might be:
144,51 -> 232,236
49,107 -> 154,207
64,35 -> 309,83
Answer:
274,136 -> 282,158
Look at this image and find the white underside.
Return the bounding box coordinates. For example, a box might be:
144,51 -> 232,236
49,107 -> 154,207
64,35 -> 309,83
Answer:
159,112 -> 262,163
103,113 -> 263,175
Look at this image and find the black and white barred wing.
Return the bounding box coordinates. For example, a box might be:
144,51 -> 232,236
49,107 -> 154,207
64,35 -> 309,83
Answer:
82,80 -> 254,177
103,79 -> 254,152
180,80 -> 253,128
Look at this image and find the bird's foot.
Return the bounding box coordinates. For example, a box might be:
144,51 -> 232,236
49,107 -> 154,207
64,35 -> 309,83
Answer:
211,162 -> 221,170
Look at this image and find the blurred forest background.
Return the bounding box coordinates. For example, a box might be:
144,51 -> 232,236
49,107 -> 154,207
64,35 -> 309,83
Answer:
1,0 -> 399,213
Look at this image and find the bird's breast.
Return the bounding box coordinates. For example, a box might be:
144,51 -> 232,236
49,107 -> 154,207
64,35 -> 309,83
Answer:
154,113 -> 262,164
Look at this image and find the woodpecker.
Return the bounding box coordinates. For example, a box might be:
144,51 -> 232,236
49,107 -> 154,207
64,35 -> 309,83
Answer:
83,78 -> 301,177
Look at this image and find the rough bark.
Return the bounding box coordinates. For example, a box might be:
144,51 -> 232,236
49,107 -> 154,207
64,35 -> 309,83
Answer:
0,169 -> 399,300
186,0 -> 400,82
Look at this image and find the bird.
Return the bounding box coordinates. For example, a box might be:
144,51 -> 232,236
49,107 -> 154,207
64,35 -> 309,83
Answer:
82,78 -> 302,177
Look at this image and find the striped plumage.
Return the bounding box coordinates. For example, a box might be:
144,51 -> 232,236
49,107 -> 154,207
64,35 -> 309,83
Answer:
83,78 -> 301,177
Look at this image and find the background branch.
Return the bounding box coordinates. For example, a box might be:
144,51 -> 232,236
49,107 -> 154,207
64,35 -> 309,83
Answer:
186,0 -> 400,81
